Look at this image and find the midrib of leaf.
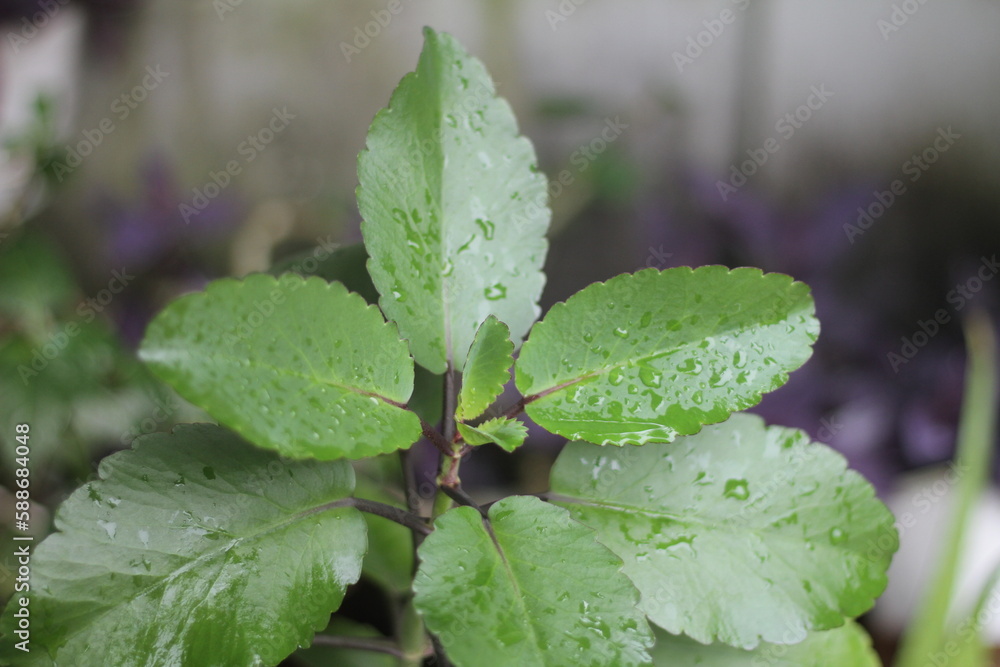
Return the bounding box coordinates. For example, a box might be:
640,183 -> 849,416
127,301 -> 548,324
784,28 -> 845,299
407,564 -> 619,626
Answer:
49,497 -> 356,631
155,346 -> 408,409
432,64 -> 456,370
527,307 -> 799,399
480,516 -> 546,663
412,40 -> 455,369
547,494 -> 847,553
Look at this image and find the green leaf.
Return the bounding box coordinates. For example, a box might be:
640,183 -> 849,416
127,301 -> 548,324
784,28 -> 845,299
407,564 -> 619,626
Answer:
457,417 -> 527,451
457,315 -> 514,421
139,273 -> 421,460
649,622 -> 881,666
549,413 -> 896,649
358,27 -> 549,374
0,425 -> 366,666
414,496 -> 653,667
516,266 -> 818,446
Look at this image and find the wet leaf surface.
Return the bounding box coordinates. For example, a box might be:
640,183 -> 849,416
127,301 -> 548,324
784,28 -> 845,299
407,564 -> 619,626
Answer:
457,315 -> 514,421
516,267 -> 819,446
457,416 -> 527,452
414,496 -> 653,667
0,425 -> 366,666
650,621 -> 881,666
139,273 -> 421,460
359,28 -> 549,373
549,414 -> 896,649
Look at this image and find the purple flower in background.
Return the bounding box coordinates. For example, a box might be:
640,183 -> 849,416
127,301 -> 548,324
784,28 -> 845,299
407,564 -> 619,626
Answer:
100,156 -> 237,271
632,166 -> 998,493
96,155 -> 241,345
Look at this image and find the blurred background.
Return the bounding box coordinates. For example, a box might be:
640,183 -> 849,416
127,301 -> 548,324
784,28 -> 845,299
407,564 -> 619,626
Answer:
1,0 -> 999,664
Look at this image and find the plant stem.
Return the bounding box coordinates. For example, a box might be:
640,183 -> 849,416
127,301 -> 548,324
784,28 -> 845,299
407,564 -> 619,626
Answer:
440,450 -> 463,486
430,633 -> 453,667
501,396 -> 527,419
432,485 -> 455,518
441,485 -> 486,517
432,362 -> 462,518
400,448 -> 433,556
895,311 -> 998,667
397,595 -> 432,666
421,418 -> 455,457
400,448 -> 421,516
310,634 -> 408,659
349,497 -> 431,536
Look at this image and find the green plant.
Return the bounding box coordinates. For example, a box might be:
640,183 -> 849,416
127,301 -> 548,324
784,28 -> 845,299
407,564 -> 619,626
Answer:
0,28 -> 897,666
895,312 -> 998,667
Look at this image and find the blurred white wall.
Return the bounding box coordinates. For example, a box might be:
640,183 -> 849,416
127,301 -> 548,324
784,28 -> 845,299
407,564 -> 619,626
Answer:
6,0 -> 995,216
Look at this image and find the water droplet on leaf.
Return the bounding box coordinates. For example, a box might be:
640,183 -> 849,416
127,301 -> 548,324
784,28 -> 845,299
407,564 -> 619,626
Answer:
723,478 -> 750,501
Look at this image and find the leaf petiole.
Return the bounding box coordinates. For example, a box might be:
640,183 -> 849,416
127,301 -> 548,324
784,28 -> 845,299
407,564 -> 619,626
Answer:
348,497 -> 432,536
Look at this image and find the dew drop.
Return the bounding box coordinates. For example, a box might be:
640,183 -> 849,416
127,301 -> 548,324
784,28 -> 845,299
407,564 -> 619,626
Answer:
829,528 -> 846,544
613,327 -> 629,339
677,358 -> 702,374
475,218 -> 496,240
723,478 -> 750,501
97,520 -> 118,540
639,366 -> 662,389
484,283 -> 507,300
608,367 -> 626,386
